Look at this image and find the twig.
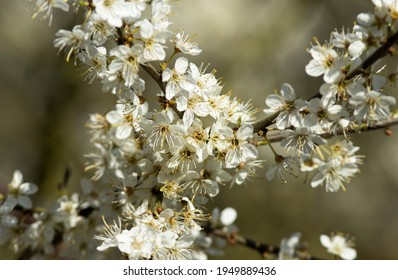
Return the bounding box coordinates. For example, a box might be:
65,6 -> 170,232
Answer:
139,63 -> 184,118
209,228 -> 316,260
140,63 -> 165,92
115,27 -> 184,118
345,30 -> 398,80
264,117 -> 398,143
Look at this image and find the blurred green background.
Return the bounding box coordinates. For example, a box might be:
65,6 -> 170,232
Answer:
1,0 -> 398,259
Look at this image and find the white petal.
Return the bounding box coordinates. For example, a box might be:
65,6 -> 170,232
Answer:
328,104 -> 342,115
11,170 -> 23,188
312,135 -> 327,145
157,231 -> 177,248
356,12 -> 373,26
240,144 -> 258,160
320,235 -> 332,248
137,19 -> 153,39
371,0 -> 382,7
324,67 -> 341,83
175,57 -> 189,74
265,165 -> 278,181
203,180 -> 219,197
18,195 -> 32,209
106,110 -> 123,124
182,197 -> 196,211
96,239 -> 117,251
180,79 -> 195,92
303,114 -> 317,127
107,14 -> 123,28
311,173 -> 325,188
275,111 -> 290,130
165,82 -> 178,100
176,234 -> 196,248
237,125 -> 253,140
340,247 -> 357,260
265,94 -> 285,109
116,125 -> 132,139
305,60 -> 325,77
3,197 -> 17,212
220,207 -> 237,226
280,83 -> 296,101
309,46 -> 325,60
176,96 -> 188,111
183,110 -> 195,128
162,68 -> 173,82
2,215 -> 18,227
348,40 -> 366,58
381,95 -> 396,106
20,183 -> 38,195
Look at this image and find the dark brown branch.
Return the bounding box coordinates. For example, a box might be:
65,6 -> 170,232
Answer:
115,25 -> 184,119
209,228 -> 316,260
140,63 -> 166,92
252,30 -> 398,133
211,229 -> 279,257
140,63 -> 184,118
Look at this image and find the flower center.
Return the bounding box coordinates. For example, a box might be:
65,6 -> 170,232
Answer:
103,0 -> 115,7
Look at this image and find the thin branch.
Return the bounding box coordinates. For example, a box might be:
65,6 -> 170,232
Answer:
211,228 -> 279,257
114,26 -> 184,118
252,30 -> 398,133
252,111 -> 279,134
345,31 -> 398,80
140,63 -> 184,118
140,63 -> 166,92
264,117 -> 398,143
209,228 -> 316,259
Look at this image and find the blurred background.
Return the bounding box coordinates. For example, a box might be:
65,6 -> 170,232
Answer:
1,0 -> 398,259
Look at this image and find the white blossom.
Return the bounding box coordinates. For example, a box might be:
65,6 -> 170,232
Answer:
3,170 -> 38,211
350,89 -> 396,123
136,19 -> 167,61
320,233 -> 357,260
305,43 -> 338,82
266,155 -> 298,183
219,207 -> 237,226
53,194 -> 82,229
221,124 -> 258,168
280,127 -> 327,156
54,25 -> 86,62
279,232 -> 302,260
310,159 -> 359,192
109,45 -> 144,87
116,224 -> 156,259
162,57 -> 194,100
174,31 -> 202,56
93,0 -> 145,28
32,0 -> 70,25
264,83 -> 306,129
78,45 -> 108,84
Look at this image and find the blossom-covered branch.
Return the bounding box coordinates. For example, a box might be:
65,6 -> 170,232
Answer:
253,29 -> 398,133
1,0 -> 394,260
265,116 -> 398,143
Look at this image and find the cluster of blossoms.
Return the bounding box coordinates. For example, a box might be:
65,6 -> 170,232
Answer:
263,0 -> 398,191
4,0 -> 397,259
10,0 -> 258,260
0,171 -> 109,258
